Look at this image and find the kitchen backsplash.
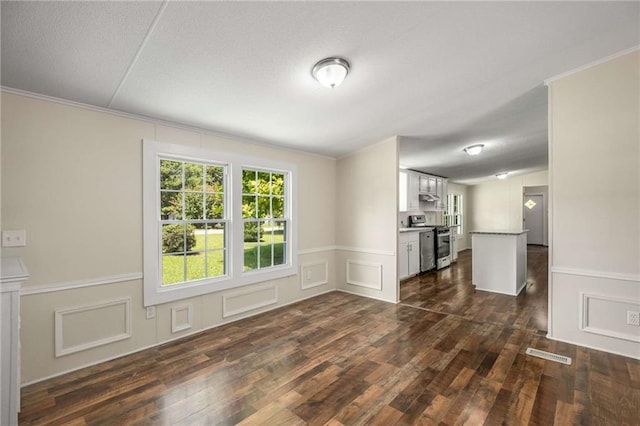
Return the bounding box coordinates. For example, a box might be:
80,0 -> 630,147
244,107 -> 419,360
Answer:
399,211 -> 442,228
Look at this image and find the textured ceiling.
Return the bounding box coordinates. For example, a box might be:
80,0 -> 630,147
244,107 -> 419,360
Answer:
2,1 -> 638,183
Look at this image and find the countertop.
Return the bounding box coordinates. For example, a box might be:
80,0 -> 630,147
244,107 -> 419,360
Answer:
399,227 -> 435,233
469,229 -> 529,235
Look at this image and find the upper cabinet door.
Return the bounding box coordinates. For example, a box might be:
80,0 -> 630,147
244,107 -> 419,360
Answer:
419,176 -> 437,194
435,178 -> 448,210
407,173 -> 420,211
399,171 -> 420,212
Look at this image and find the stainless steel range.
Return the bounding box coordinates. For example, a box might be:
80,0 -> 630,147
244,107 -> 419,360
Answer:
434,226 -> 451,269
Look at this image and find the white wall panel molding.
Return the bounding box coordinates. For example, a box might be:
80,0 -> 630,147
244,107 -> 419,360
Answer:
171,304 -> 194,334
337,246 -> 394,256
21,273 -> 143,296
222,285 -> 277,318
22,289 -> 336,388
298,246 -> 396,256
297,246 -> 395,256
54,298 -> 131,357
300,261 -> 329,290
297,246 -> 336,255
346,260 -> 382,290
552,267 -> 640,283
580,293 -> 640,343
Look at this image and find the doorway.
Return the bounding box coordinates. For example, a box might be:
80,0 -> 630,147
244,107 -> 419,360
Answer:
524,194 -> 544,245
523,186 -> 548,246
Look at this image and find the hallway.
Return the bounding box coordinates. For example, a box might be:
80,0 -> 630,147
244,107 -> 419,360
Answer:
400,246 -> 548,334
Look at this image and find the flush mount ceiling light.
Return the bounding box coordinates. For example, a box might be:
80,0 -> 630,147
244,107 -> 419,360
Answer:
311,57 -> 350,88
496,172 -> 509,179
464,144 -> 484,156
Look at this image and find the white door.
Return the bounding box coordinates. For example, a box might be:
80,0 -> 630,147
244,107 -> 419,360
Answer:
524,194 -> 544,245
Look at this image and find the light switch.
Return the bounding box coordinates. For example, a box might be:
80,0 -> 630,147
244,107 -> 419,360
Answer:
2,230 -> 26,247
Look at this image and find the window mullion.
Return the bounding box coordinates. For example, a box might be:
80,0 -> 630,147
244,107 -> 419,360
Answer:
232,164 -> 244,279
144,139 -> 296,307
269,183 -> 273,267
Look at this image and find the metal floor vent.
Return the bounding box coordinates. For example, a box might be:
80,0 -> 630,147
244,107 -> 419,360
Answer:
526,348 -> 572,365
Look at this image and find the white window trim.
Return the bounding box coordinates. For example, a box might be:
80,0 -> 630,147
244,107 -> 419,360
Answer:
143,140 -> 297,307
446,193 -> 463,235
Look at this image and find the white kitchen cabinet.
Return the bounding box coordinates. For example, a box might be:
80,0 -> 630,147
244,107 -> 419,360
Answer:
399,232 -> 420,279
419,175 -> 437,194
401,171 -> 447,212
436,178 -> 448,211
407,173 -> 420,211
399,171 -> 420,212
398,237 -> 409,279
1,257 -> 28,426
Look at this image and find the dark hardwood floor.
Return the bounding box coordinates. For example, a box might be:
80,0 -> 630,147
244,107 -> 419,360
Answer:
19,247 -> 640,425
400,247 -> 548,335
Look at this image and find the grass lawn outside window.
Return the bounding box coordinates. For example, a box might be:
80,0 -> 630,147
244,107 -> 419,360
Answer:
162,231 -> 285,284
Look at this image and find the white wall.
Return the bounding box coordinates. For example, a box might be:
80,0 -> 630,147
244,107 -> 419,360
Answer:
548,50 -> 639,359
1,92 -> 338,383
467,170 -> 548,232
335,138 -> 399,303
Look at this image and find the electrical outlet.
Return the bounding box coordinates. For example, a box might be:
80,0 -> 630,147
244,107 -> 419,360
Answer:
146,306 -> 156,319
627,311 -> 640,326
2,229 -> 27,247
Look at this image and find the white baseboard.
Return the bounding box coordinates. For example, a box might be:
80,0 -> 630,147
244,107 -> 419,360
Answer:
545,334 -> 640,361
335,288 -> 397,304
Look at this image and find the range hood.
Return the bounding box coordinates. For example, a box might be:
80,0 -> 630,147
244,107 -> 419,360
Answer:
419,193 -> 440,202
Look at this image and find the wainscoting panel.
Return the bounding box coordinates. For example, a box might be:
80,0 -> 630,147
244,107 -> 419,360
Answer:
581,293 -> 640,343
346,260 -> 382,290
550,271 -> 640,359
300,261 -> 329,290
54,298 -> 131,357
222,285 -> 278,318
171,304 -> 194,334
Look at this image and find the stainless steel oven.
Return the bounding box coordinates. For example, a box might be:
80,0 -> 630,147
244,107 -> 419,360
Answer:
435,226 -> 451,269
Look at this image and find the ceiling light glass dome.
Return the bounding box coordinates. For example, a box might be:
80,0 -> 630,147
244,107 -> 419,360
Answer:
312,57 -> 350,88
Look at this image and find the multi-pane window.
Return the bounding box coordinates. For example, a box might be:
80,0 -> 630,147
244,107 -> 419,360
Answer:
242,169 -> 287,271
444,193 -> 463,235
159,159 -> 227,285
144,140 -> 297,307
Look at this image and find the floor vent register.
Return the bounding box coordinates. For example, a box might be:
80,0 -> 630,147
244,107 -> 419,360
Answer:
526,347 -> 572,365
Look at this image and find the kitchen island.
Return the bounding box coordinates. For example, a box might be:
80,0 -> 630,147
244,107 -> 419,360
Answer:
470,229 -> 528,296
